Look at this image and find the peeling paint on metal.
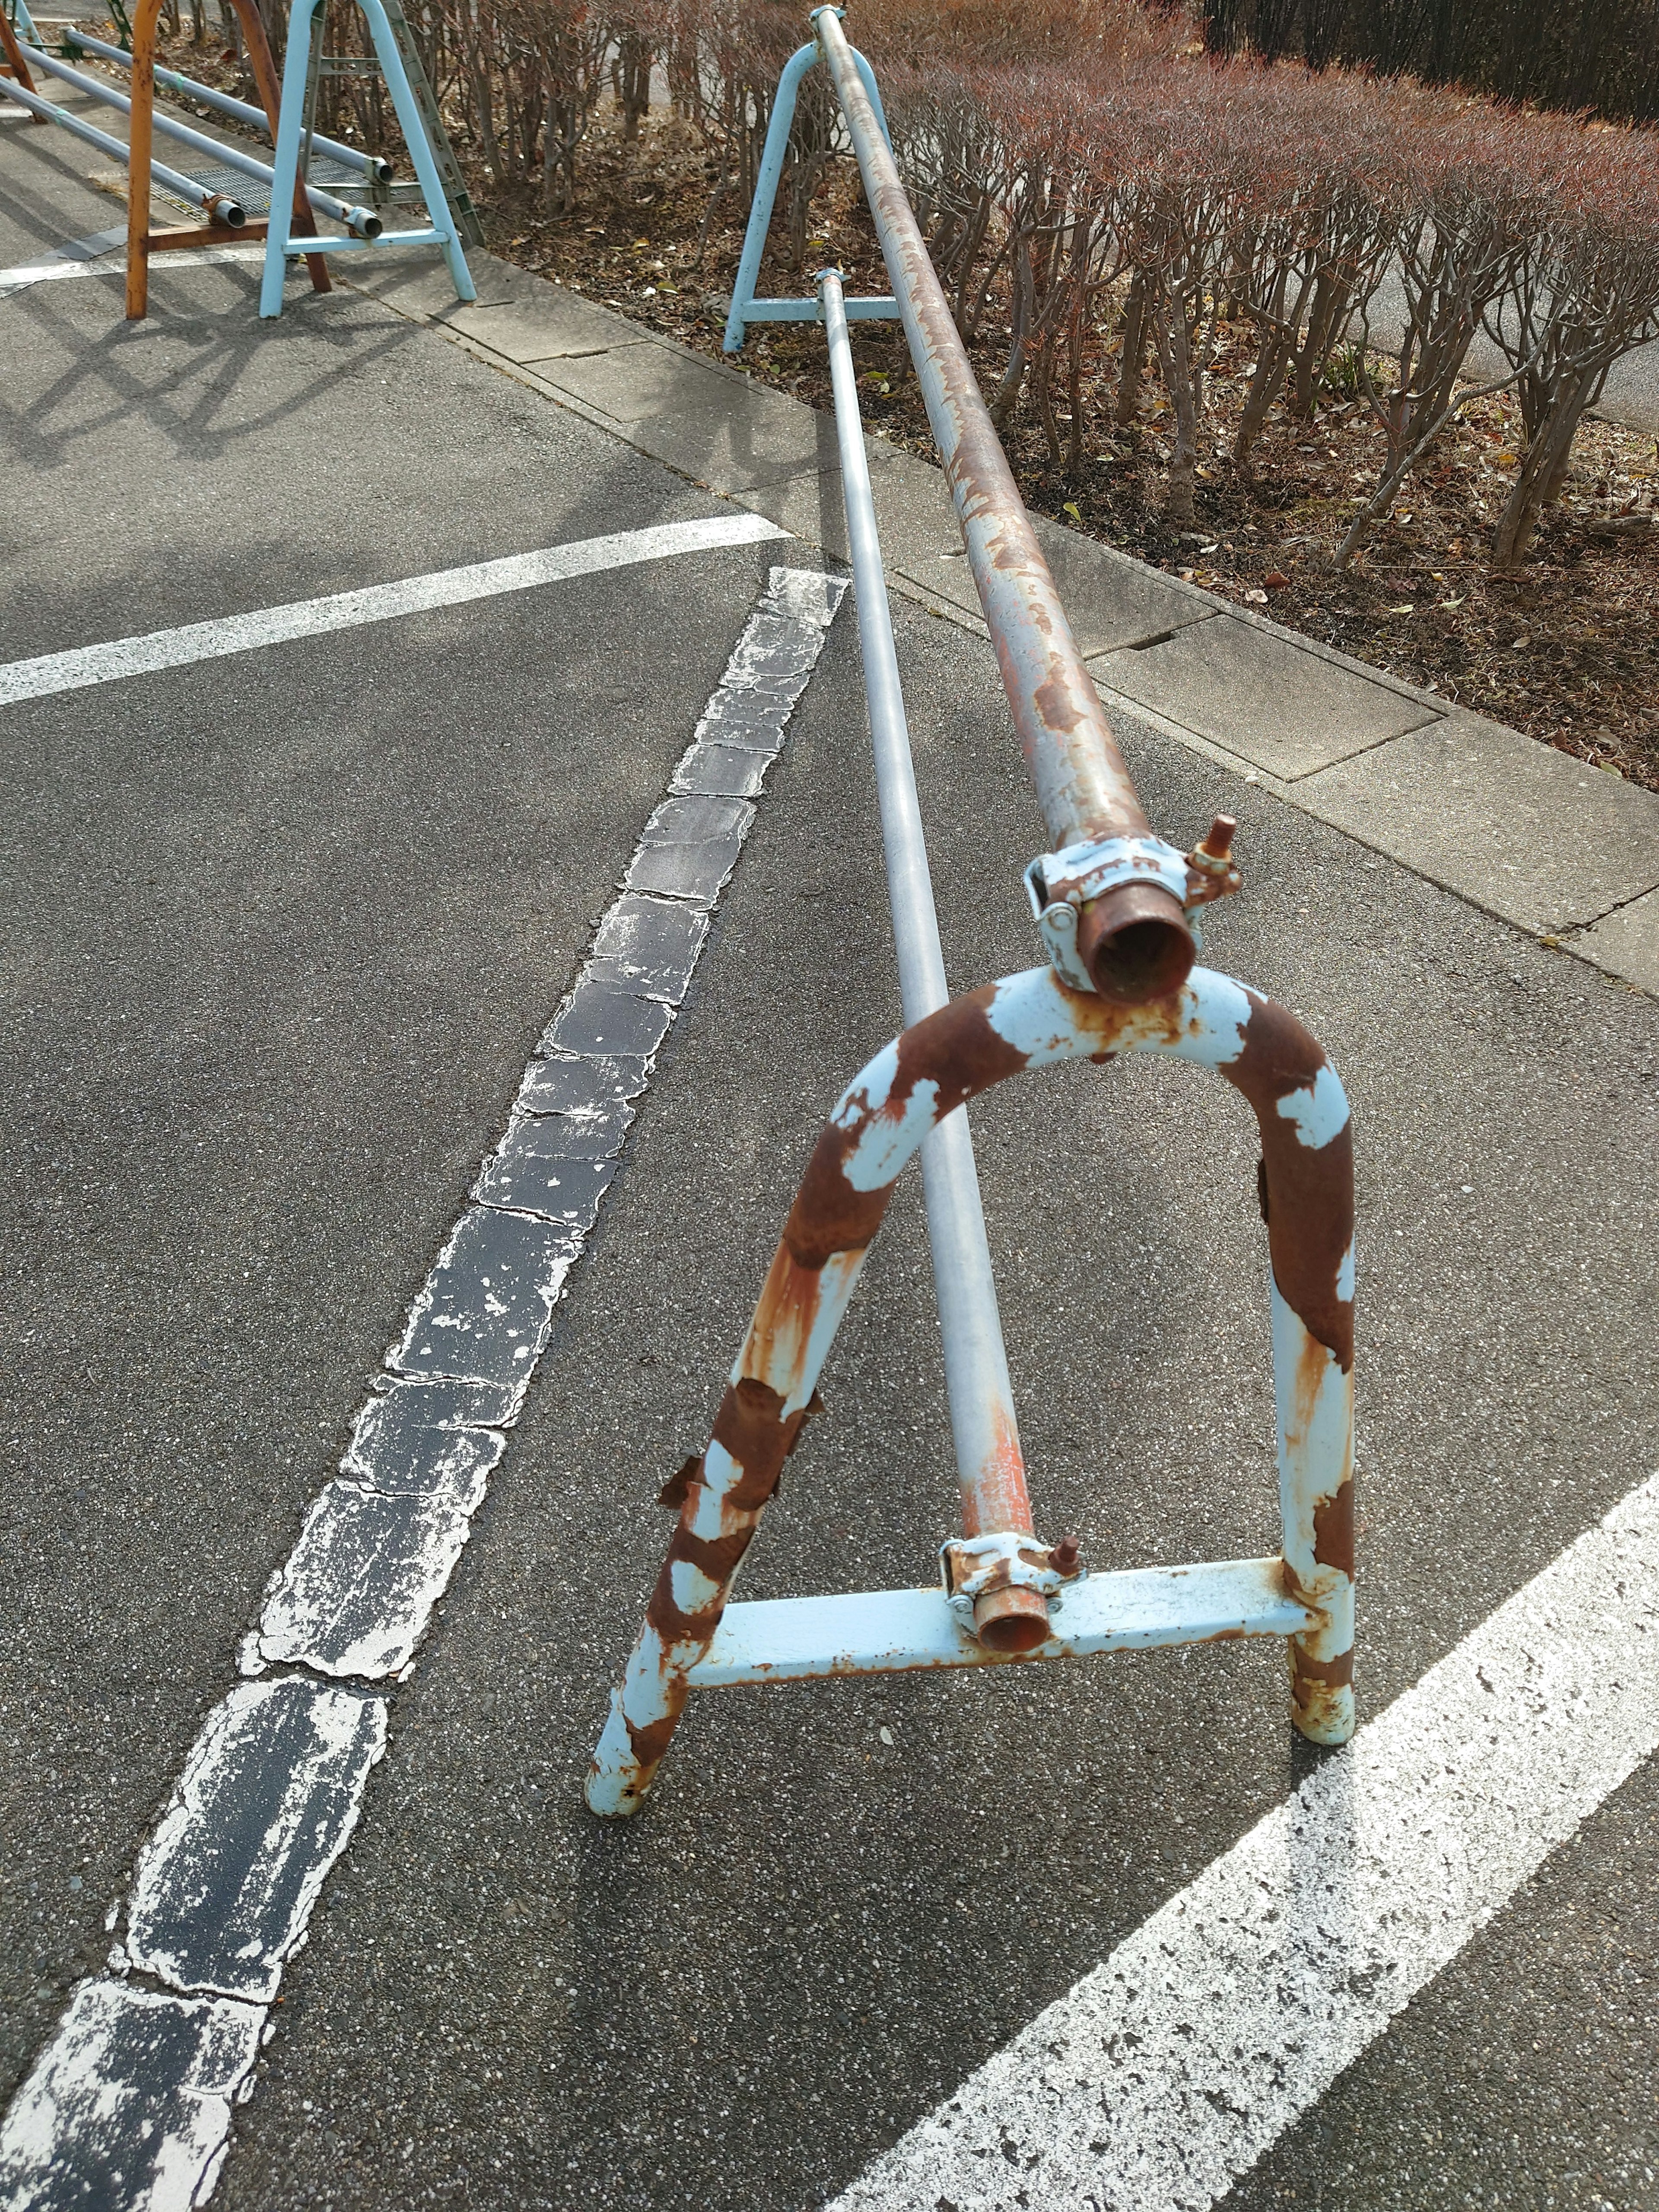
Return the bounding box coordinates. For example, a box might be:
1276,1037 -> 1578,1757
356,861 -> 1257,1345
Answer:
1274,1061 -> 1351,1150
588,960 -> 1355,1813
0,1981 -> 264,2212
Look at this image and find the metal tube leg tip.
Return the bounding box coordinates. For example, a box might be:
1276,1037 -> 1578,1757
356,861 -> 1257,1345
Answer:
583,1690 -> 656,1817
1289,1645 -> 1354,1745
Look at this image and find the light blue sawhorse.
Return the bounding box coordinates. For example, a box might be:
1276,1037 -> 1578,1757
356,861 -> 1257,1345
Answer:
259,0 -> 474,320
721,8 -> 899,353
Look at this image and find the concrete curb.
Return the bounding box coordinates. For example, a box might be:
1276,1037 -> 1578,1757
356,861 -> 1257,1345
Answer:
343,251 -> 1659,998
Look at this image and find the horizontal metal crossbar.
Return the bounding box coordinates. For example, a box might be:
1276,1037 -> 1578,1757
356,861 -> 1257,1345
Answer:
685,1557 -> 1316,1687
737,296 -> 900,323
280,229 -> 443,254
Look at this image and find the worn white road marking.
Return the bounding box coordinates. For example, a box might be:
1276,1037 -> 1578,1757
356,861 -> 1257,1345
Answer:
832,1470 -> 1659,2212
0,224 -> 127,296
0,513 -> 788,708
0,1986 -> 263,2212
0,235 -> 262,296
0,568 -> 848,2212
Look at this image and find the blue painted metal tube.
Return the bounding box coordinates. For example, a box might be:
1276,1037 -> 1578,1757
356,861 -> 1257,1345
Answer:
61,24 -> 393,181
261,0 -> 472,317
819,266 -> 1042,1648
721,22 -> 893,353
19,40 -> 381,231
277,229 -> 441,253
721,40 -> 816,354
0,67 -> 244,219
738,295 -> 899,323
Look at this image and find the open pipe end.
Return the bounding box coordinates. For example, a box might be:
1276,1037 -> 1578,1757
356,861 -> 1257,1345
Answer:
1076,881 -> 1195,1006
973,1586 -> 1052,1653
207,194 -> 247,229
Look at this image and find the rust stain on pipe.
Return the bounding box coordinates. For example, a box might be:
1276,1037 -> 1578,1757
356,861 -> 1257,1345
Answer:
814,10 -> 1192,1005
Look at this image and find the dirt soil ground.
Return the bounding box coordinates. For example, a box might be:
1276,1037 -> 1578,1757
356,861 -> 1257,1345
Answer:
481,107 -> 1659,795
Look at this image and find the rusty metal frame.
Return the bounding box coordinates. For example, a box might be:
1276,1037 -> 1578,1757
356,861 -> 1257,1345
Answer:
583,6 -> 1357,1818
586,968 -> 1355,1816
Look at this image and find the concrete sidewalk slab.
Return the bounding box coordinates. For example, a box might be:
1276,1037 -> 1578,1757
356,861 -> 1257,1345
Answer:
1574,890 -> 1659,993
533,336 -> 842,492
443,284 -> 658,364
1090,612 -> 1443,781
739,449 -> 1219,657
1296,712 -> 1659,935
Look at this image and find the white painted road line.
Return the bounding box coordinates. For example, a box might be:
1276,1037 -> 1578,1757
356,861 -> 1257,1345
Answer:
832,1470 -> 1659,2212
0,238 -> 263,296
0,513 -> 789,708
0,567 -> 848,2212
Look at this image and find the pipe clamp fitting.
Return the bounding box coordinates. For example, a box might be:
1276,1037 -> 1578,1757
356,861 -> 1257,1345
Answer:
940,1532 -> 1083,1616
1024,835 -> 1193,989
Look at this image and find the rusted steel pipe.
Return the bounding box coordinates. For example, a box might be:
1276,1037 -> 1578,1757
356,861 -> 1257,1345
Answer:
585,963 -> 1355,1814
811,6 -> 1194,1006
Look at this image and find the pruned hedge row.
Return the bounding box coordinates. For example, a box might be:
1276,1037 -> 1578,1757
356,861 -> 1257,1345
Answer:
302,0 -> 1659,569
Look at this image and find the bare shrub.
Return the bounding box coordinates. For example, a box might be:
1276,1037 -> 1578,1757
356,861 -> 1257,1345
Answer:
1112,64 -> 1259,522
1335,89 -> 1560,567
1484,123 -> 1659,565
1224,67 -> 1402,467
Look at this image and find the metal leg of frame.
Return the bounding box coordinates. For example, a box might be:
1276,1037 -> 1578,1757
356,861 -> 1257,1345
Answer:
721,19 -> 892,353
355,0 -> 473,303
260,0 -> 320,318
260,0 -> 474,319
1272,1280 -> 1355,1742
585,966 -> 1356,1815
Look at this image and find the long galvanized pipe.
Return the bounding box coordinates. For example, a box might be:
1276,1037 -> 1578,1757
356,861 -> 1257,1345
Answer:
20,41 -> 381,234
811,6 -> 1194,1007
0,69 -> 245,220
63,24 -> 393,181
820,267 -> 1048,1654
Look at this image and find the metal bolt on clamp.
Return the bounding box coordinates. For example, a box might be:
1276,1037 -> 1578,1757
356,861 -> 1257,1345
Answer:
940,1532 -> 1084,1616
1024,818 -> 1243,990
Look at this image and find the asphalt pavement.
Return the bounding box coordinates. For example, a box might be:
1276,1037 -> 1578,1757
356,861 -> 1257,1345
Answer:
3,120 -> 1659,2212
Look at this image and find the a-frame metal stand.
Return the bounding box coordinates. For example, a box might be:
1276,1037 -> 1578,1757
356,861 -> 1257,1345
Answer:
259,0 -> 476,319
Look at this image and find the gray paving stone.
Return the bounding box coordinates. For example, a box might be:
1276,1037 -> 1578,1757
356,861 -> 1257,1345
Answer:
587,892 -> 709,1001
1091,613 -> 1443,779
1296,712 -> 1659,934
474,1124 -> 619,1227
535,341 -> 841,492
1568,889 -> 1659,994
544,980 -> 674,1061
343,1387 -> 508,1495
122,1678 -> 386,2003
442,283 -> 656,365
516,1050 -> 650,1118
0,1981 -> 264,2212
